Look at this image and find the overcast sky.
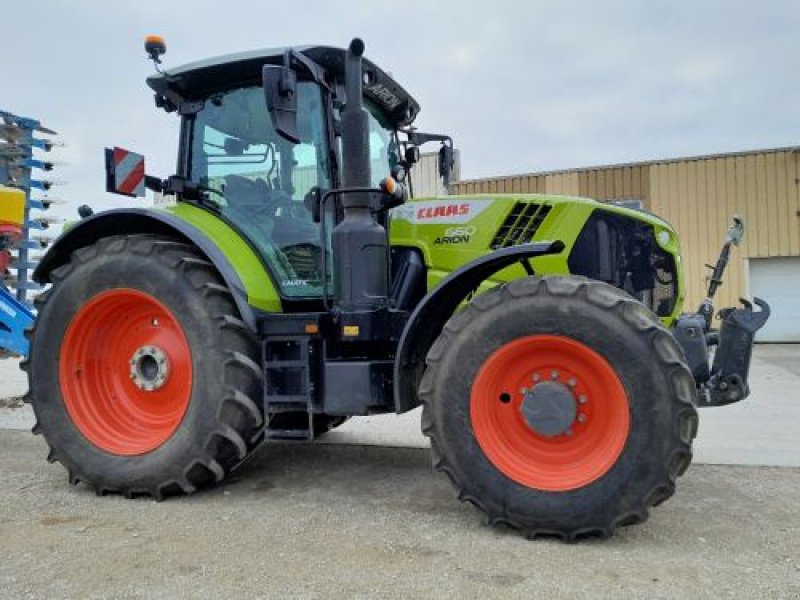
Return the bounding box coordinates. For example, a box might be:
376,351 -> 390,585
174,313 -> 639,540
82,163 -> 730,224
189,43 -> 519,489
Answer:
3,0 -> 799,218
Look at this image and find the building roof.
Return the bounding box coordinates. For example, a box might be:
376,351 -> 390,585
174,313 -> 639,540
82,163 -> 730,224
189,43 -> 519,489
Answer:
455,145 -> 800,184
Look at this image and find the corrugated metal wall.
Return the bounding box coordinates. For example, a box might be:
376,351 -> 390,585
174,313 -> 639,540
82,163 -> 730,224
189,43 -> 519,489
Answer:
650,150 -> 800,310
412,150 -> 461,198
450,148 -> 800,311
453,165 -> 648,202
579,165 -> 650,205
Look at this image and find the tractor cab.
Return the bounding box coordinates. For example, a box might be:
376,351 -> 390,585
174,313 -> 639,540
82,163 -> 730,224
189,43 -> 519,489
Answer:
144,45 -> 440,299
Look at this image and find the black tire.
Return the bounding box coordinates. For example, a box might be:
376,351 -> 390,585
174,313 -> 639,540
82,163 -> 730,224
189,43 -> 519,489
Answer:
419,275 -> 698,540
24,235 -> 264,499
268,412 -> 350,438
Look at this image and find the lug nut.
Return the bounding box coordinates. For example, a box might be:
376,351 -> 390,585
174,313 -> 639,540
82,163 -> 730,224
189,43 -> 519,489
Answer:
532,373 -> 540,382
578,395 -> 587,404
567,378 -> 577,388
551,370 -> 559,380
577,414 -> 587,423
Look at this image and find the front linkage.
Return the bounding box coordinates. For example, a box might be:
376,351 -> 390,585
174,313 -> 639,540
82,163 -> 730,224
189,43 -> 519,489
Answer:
673,217 -> 770,407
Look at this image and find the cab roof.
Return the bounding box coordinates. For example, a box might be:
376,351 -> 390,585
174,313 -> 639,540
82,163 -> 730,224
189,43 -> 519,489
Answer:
146,45 -> 421,127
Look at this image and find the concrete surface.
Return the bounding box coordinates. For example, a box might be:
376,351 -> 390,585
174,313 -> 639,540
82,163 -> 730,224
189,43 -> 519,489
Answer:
1,431 -> 799,599
4,344 -> 798,466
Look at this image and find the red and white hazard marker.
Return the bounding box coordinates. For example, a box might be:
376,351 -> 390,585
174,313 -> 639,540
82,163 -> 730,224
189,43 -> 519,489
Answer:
107,147 -> 146,197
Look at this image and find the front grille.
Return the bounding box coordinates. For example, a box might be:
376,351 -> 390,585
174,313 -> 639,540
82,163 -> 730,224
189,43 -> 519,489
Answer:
490,202 -> 551,249
567,210 -> 680,317
652,264 -> 678,316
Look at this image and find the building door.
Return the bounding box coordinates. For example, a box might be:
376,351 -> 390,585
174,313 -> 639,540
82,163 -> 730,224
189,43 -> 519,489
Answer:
749,257 -> 800,342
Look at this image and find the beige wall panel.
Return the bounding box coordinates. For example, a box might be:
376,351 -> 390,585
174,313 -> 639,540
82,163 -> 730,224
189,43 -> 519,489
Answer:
544,172 -> 580,195
578,172 -> 588,196
774,153 -> 790,253
613,168 -> 623,197
755,153 -> 768,256
584,171 -> 596,198
791,152 -> 800,255
742,155 -> 760,255
765,153 -> 780,256
649,152 -> 799,310
631,167 -> 643,203
596,170 -> 607,198
621,167 -> 631,197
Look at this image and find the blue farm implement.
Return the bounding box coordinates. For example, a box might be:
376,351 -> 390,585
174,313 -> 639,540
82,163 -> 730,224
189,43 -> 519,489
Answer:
0,283 -> 33,357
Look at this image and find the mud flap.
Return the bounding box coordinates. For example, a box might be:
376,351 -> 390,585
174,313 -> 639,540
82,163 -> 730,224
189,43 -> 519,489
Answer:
700,298 -> 770,407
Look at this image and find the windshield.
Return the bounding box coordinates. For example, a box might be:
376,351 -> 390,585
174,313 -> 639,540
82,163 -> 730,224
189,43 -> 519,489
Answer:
189,83 -> 331,298
367,107 -> 398,187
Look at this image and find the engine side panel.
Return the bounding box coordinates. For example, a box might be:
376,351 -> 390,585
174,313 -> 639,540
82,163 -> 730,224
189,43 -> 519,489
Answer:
389,194 -> 685,325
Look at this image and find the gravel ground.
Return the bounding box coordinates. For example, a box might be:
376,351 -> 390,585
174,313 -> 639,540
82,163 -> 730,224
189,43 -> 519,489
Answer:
1,431 -> 799,599
1,346 -> 798,598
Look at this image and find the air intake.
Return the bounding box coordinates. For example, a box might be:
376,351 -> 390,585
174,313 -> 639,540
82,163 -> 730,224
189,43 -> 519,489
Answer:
490,202 -> 551,249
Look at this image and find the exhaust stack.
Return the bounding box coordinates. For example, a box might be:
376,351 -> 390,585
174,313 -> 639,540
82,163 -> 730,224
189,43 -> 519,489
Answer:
332,38 -> 389,313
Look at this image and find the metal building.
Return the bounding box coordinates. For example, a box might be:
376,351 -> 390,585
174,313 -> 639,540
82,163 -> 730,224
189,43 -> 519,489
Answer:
449,147 -> 800,342
411,150 -> 460,198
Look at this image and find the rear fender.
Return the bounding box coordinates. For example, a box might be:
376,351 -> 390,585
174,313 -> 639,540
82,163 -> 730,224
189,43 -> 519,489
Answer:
393,240 -> 565,413
34,208 -> 261,330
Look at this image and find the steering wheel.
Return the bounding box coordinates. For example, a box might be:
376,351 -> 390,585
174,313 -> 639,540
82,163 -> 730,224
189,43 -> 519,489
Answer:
223,175 -> 303,214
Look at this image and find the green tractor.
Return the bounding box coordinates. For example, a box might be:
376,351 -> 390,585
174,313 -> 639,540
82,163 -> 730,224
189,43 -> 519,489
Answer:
25,37 -> 769,540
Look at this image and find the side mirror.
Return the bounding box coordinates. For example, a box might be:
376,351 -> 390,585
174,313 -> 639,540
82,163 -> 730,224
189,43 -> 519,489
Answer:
438,143 -> 454,187
404,146 -> 420,165
263,61 -> 300,144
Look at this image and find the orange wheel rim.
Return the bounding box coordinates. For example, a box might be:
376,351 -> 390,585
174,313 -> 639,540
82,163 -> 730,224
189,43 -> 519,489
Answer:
470,335 -> 629,491
59,289 -> 192,455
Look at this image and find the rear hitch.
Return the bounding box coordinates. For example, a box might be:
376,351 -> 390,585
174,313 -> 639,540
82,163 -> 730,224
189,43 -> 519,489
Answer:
699,297 -> 770,407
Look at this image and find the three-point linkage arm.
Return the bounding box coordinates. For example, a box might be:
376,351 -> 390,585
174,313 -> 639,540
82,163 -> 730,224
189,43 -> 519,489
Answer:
672,215 -> 770,407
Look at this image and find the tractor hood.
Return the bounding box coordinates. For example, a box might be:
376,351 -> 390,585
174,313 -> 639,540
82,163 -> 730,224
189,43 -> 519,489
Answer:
146,45 -> 421,127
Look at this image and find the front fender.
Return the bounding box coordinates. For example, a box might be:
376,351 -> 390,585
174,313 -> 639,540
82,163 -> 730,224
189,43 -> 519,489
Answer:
393,240 -> 565,413
34,208 -> 267,330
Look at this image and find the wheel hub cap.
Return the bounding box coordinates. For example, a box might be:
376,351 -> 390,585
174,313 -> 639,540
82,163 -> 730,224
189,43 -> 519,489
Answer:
129,345 -> 170,391
520,381 -> 577,437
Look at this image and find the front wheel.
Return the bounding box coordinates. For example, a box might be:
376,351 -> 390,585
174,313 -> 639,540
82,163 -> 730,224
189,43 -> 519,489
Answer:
420,276 -> 698,540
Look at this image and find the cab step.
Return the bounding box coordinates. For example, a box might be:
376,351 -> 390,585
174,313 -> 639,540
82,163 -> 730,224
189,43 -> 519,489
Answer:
263,336 -> 316,440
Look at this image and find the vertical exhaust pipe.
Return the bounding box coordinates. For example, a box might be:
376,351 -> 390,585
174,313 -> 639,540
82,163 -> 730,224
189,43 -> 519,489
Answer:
332,38 -> 389,313
341,38 -> 371,193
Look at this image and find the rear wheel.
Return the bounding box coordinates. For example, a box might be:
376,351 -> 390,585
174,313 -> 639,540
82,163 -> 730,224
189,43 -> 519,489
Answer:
26,235 -> 264,498
420,276 -> 698,540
